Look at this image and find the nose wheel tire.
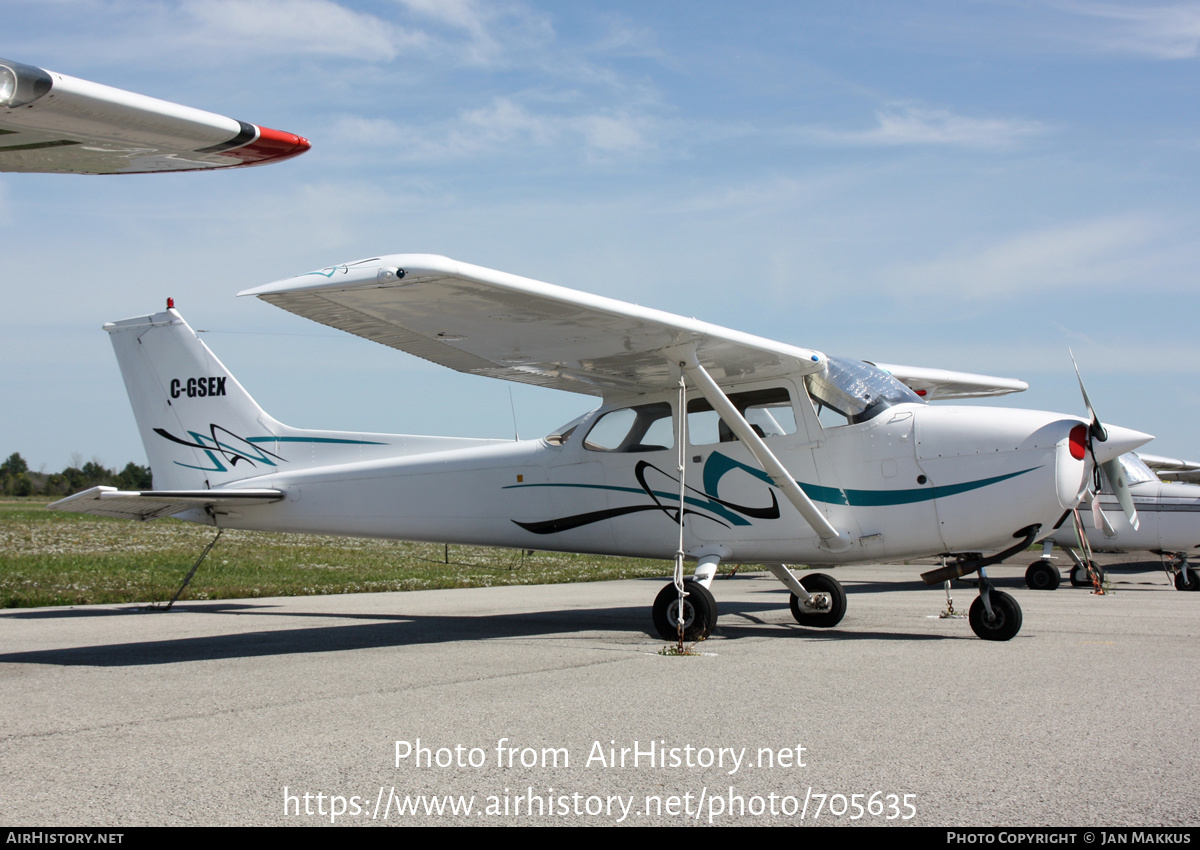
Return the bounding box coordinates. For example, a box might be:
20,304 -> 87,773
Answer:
788,572 -> 847,628
968,591 -> 1022,641
1025,560 -> 1061,591
652,579 -> 717,641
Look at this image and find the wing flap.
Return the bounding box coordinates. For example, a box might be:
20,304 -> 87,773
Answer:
48,486 -> 284,521
242,254 -> 827,395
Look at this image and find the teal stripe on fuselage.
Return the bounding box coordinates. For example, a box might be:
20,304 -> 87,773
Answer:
246,437 -> 388,445
503,465 -> 1039,515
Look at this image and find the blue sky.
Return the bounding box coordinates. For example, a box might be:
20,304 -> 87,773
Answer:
4,0 -> 1199,473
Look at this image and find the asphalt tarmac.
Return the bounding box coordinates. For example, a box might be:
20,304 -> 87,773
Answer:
1,556 -> 1196,827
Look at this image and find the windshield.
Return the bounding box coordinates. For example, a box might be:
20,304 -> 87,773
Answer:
806,356 -> 924,425
1100,452 -> 1158,492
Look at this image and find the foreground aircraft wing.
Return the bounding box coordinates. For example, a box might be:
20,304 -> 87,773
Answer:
0,57 -> 309,174
870,362 -> 1028,400
240,254 -> 828,395
49,486 -> 284,521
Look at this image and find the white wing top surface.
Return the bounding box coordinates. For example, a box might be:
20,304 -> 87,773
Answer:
871,362 -> 1028,400
241,254 -> 828,397
0,57 -> 309,174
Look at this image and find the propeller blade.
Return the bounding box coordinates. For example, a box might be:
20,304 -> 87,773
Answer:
1101,457 -> 1140,531
1070,349 -> 1107,442
1090,491 -> 1118,538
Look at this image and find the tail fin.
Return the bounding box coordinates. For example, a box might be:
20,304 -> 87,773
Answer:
107,309 -> 291,490
108,308 -> 422,491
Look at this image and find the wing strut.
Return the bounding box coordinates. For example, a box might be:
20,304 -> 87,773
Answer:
676,350 -> 853,553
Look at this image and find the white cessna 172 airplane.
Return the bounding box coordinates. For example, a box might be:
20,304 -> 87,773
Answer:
0,57 -> 309,174
1026,452 -> 1200,592
50,255 -> 1151,641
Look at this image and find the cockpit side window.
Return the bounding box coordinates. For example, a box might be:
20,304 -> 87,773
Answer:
687,387 -> 797,446
583,401 -> 674,452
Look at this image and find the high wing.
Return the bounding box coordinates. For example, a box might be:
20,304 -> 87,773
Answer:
49,486 -> 284,521
0,57 -> 309,174
1139,453 -> 1200,483
870,362 -> 1028,400
239,254 -> 828,395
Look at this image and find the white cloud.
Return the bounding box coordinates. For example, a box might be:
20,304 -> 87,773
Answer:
328,97 -> 659,162
883,215 -> 1158,298
804,105 -> 1048,150
1055,1 -> 1200,59
182,0 -> 422,60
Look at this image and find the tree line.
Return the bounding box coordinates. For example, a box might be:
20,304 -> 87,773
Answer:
0,452 -> 152,497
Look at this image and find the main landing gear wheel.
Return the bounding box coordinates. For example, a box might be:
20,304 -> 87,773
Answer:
968,591 -> 1022,641
788,573 -> 847,628
652,579 -> 717,641
1072,563 -> 1105,587
1174,571 -> 1200,592
1025,560 -> 1061,591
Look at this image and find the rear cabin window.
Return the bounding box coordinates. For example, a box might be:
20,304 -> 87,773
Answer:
583,402 -> 674,452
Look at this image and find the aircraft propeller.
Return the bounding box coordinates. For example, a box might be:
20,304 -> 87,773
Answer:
1071,352 -> 1141,532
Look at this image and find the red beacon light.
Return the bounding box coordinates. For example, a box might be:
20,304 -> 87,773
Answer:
167,297 -> 174,310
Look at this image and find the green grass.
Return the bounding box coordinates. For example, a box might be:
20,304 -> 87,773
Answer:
0,499 -> 675,608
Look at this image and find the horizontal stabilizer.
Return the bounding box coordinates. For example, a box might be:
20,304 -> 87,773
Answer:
48,486 -> 284,521
870,362 -> 1028,400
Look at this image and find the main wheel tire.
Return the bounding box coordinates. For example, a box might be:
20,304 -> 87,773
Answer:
788,573 -> 847,628
1070,565 -> 1091,587
652,580 -> 717,641
1025,560 -> 1061,591
968,591 -> 1023,641
1174,571 -> 1200,592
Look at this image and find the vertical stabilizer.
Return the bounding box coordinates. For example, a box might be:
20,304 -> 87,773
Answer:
106,309 -> 283,490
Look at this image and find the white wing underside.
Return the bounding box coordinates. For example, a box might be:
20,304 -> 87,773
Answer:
241,254 -> 829,396
0,57 -> 309,174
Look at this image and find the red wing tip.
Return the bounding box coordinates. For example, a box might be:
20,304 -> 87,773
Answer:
226,125 -> 311,166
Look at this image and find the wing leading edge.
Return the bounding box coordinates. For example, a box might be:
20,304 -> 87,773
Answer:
239,254 -> 828,396
0,57 -> 309,174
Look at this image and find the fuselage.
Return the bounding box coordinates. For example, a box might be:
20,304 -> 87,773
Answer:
201,386 -> 1098,566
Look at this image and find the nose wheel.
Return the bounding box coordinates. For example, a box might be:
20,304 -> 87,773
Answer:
968,580 -> 1022,641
